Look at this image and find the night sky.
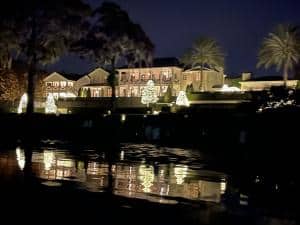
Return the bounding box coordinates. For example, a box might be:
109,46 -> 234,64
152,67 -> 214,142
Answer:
47,0 -> 300,77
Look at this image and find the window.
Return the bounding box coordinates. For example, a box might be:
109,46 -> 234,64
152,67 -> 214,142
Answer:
162,70 -> 172,81
60,81 -> 67,87
121,72 -> 128,82
183,75 -> 187,80
161,86 -> 168,93
130,72 -> 138,81
68,82 -> 73,87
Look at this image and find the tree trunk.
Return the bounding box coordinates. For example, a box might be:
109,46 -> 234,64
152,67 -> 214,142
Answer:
7,56 -> 12,70
110,58 -> 116,111
200,64 -> 204,92
283,62 -> 289,87
26,19 -> 37,115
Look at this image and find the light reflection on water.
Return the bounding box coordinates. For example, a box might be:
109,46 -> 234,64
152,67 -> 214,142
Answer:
5,144 -> 227,204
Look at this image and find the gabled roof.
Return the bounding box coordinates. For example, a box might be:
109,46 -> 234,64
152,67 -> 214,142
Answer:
152,57 -> 180,67
87,68 -> 109,78
43,72 -> 70,82
183,67 -> 220,73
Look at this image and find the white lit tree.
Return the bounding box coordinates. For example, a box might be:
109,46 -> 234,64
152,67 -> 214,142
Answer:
141,80 -> 158,107
176,91 -> 190,107
45,93 -> 57,114
17,93 -> 28,114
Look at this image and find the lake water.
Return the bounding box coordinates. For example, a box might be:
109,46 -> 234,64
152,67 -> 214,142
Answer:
0,142 -> 298,225
0,143 -> 227,204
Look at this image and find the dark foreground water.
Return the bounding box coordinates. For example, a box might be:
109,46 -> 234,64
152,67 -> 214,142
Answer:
0,142 -> 298,225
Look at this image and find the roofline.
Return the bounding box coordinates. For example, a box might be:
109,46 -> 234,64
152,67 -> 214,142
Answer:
43,72 -> 75,82
240,80 -> 299,83
117,66 -> 183,71
87,67 -> 109,75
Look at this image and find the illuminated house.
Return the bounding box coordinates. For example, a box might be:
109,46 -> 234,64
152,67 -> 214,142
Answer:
117,66 -> 183,97
76,68 -> 110,97
43,58 -> 226,98
181,67 -> 225,92
239,74 -> 298,91
43,72 -> 77,98
44,68 -> 110,98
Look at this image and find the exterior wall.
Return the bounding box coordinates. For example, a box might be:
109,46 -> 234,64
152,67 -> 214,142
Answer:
87,68 -> 109,84
182,70 -> 224,92
44,72 -> 76,98
117,67 -> 183,97
83,86 -> 112,97
240,80 -> 298,91
75,76 -> 90,94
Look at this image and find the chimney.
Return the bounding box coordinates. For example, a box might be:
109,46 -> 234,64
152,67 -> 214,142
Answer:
242,72 -> 251,81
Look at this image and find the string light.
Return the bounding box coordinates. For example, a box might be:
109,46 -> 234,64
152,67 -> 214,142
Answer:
141,80 -> 158,107
176,91 -> 190,107
45,93 -> 57,114
17,93 -> 28,114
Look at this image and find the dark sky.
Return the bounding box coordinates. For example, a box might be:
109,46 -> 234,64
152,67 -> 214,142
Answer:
47,0 -> 300,77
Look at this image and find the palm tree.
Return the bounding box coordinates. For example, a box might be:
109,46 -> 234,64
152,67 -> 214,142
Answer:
257,24 -> 300,86
181,37 -> 225,91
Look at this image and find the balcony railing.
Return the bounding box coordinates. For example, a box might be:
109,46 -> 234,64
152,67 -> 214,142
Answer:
119,76 -> 174,84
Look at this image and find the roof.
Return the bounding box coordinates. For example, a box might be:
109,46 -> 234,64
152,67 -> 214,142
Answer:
44,71 -> 85,82
248,76 -> 283,81
60,72 -> 84,81
87,68 -> 109,77
152,57 -> 180,67
82,83 -> 109,87
118,57 -> 182,70
183,67 -> 220,73
44,72 -> 70,82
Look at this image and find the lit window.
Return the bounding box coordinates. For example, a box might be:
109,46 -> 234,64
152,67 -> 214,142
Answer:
60,81 -> 67,87
161,86 -> 168,93
68,82 -> 73,87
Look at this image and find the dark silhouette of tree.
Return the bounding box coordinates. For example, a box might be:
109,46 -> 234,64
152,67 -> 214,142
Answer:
163,85 -> 173,103
181,37 -> 225,91
258,24 -> 300,86
74,2 -> 154,110
125,24 -> 154,68
0,0 -> 91,114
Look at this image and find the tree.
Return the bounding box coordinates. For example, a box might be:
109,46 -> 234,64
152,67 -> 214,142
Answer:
186,83 -> 194,99
0,70 -> 21,101
78,88 -> 83,97
141,80 -> 158,107
74,2 -> 154,110
181,37 -> 225,91
163,85 -> 173,103
45,93 -> 57,114
0,0 -> 91,114
0,28 -> 19,70
257,24 -> 300,86
176,91 -> 190,107
86,88 -> 91,98
125,24 -> 154,68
